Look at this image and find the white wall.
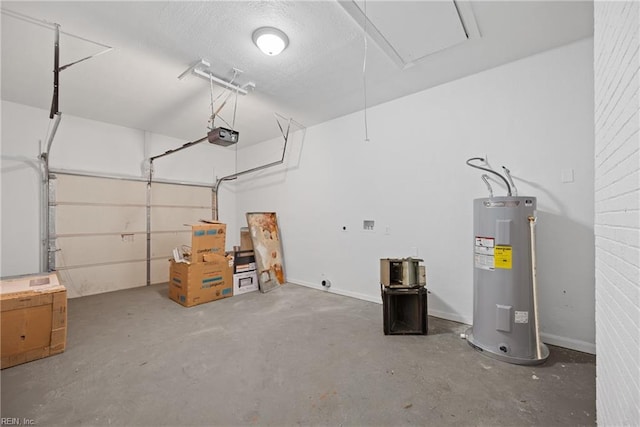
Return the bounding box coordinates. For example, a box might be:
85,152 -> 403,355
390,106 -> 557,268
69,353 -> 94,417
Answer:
594,1 -> 640,425
1,39 -> 599,353
235,38 -> 596,353
1,100 -> 239,279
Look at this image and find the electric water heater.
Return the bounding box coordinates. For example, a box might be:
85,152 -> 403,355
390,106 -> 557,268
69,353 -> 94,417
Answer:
466,196 -> 549,365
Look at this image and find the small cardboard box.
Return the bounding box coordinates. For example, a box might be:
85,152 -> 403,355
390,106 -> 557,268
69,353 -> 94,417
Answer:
233,271 -> 259,295
189,222 -> 226,263
169,254 -> 233,307
1,272 -> 67,369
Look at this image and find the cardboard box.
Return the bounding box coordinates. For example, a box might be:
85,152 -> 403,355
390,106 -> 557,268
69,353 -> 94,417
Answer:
1,272 -> 67,369
189,222 -> 226,263
240,227 -> 253,251
233,250 -> 256,274
169,254 -> 233,307
233,271 -> 259,295
203,253 -> 225,263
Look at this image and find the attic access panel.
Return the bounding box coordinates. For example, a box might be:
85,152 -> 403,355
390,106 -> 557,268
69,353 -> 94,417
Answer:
344,0 -> 469,69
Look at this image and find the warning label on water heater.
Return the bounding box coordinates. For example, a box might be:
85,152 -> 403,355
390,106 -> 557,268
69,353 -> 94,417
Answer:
494,246 -> 513,269
474,238 -> 513,270
475,237 -> 495,248
474,237 -> 495,270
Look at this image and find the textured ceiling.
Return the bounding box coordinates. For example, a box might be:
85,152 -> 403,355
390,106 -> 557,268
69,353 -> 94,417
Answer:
1,1 -> 594,147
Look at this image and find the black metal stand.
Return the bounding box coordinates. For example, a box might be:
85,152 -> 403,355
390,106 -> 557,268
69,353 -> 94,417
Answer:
382,285 -> 428,335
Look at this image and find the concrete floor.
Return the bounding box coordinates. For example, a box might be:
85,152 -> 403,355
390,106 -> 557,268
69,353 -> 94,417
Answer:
1,283 -> 595,426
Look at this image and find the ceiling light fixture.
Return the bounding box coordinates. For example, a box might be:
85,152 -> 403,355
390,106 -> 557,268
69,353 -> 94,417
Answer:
252,27 -> 289,56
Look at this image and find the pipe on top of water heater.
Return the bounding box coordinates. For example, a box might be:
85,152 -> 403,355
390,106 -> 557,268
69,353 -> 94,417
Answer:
481,174 -> 494,198
466,157 -> 512,196
502,166 -> 518,197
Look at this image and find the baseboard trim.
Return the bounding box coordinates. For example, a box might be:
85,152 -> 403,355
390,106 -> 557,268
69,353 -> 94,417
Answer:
288,278 -> 382,304
540,332 -> 596,355
427,309 -> 472,326
288,279 -> 595,355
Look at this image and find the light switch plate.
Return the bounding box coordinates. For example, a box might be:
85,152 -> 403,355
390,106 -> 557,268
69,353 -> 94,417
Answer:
561,168 -> 574,183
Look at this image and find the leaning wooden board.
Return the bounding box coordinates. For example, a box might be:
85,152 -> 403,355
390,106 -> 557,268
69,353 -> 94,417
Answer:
245,212 -> 285,293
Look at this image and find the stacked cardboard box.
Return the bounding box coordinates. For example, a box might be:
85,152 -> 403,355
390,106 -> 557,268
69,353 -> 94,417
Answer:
168,222 -> 233,307
168,255 -> 233,307
1,272 -> 67,369
190,222 -> 226,262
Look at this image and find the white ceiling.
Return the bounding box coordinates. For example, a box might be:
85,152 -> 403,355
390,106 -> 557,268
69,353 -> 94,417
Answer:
1,1 -> 593,147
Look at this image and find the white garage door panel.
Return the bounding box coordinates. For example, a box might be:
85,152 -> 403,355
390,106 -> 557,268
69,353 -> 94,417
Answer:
56,205 -> 146,235
150,207 -> 212,231
151,182 -> 212,205
58,262 -> 147,298
54,174 -> 214,297
55,174 -> 145,204
151,231 -> 191,258
151,258 -> 172,284
56,235 -> 146,266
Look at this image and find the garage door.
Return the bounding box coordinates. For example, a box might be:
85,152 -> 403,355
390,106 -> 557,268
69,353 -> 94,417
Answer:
52,173 -> 213,298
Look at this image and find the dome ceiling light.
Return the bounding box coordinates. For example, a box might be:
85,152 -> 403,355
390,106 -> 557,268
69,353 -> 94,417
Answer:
252,27 -> 289,56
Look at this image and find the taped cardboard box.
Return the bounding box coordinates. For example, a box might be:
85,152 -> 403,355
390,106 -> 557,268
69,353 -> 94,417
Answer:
169,254 -> 233,307
233,271 -> 259,295
1,272 -> 67,369
189,221 -> 226,263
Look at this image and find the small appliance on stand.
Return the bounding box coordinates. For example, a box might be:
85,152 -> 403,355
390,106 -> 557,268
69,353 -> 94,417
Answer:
380,258 -> 428,335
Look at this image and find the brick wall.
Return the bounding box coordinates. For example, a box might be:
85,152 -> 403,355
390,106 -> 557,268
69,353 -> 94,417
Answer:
594,1 -> 640,425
